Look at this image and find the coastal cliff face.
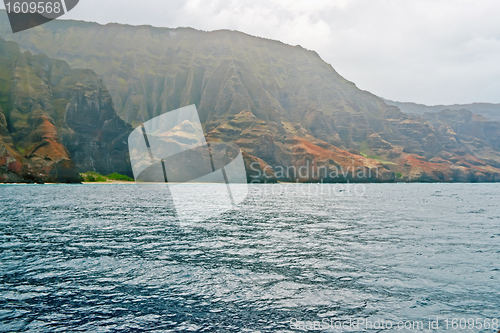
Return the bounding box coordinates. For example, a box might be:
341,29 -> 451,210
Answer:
1,18 -> 500,182
61,75 -> 132,177
0,37 -> 132,183
0,105 -> 28,182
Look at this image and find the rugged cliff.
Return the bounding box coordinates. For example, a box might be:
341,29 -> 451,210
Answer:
0,37 -> 132,183
1,17 -> 500,182
0,104 -> 29,182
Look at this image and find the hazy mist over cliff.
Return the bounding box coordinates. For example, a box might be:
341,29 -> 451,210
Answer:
2,0 -> 497,105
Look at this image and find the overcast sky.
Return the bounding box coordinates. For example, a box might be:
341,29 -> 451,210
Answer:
3,0 -> 500,105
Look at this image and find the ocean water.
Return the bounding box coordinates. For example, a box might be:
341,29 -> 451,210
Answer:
0,183 -> 499,332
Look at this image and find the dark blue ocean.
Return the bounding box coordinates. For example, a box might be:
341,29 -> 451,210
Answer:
0,183 -> 499,332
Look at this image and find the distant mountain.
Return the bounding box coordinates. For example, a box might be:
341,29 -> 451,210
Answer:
421,109 -> 500,164
1,14 -> 500,182
384,99 -> 500,122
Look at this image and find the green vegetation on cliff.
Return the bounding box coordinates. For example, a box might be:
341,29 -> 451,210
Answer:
80,171 -> 134,182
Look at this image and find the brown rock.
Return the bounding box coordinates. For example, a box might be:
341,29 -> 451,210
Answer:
243,151 -> 277,183
367,133 -> 394,149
